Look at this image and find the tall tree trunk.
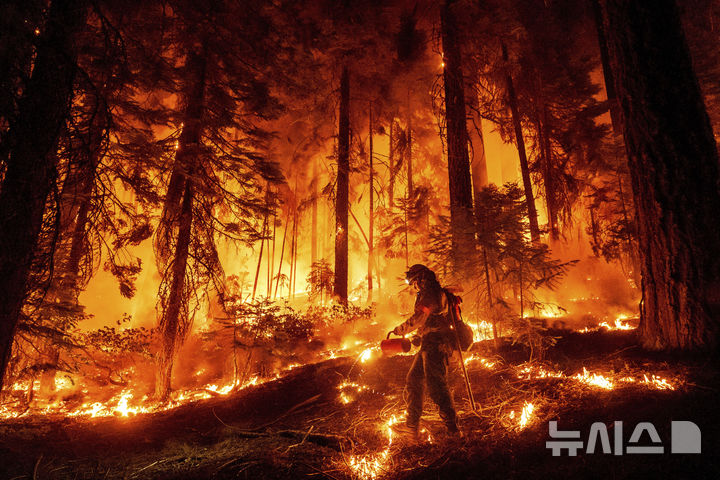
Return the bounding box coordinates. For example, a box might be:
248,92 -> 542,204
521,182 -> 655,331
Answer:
157,180 -> 193,400
441,0 -> 476,273
482,248 -> 498,348
600,0 -> 720,350
291,211 -> 298,298
268,204 -> 275,298
388,120 -> 396,212
368,103 -> 374,304
538,107 -> 558,240
469,114 -> 489,219
155,48 -> 206,399
502,42 -> 540,243
252,213 -> 267,301
406,95 -> 413,200
465,69 -> 489,212
0,0 -> 88,391
616,174 -> 640,282
311,157 -> 318,265
591,0 -> 623,135
588,205 -> 600,256
274,210 -> 290,298
334,66 -> 350,304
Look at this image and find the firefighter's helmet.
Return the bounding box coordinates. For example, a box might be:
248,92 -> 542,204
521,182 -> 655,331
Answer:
405,264 -> 434,285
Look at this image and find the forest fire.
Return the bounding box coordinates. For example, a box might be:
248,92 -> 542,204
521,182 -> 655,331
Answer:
1,0 -> 719,478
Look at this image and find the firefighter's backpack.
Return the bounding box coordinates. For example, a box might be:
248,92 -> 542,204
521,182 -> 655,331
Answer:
445,290 -> 474,351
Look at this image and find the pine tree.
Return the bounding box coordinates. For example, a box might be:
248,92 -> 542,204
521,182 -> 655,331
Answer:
152,1 -> 284,399
0,0 -> 90,391
600,0 -> 720,349
441,0 -> 476,273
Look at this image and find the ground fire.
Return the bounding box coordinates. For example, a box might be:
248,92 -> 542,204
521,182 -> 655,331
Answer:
0,0 -> 718,479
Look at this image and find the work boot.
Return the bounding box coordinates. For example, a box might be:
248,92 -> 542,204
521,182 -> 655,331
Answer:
391,422 -> 419,441
445,422 -> 463,440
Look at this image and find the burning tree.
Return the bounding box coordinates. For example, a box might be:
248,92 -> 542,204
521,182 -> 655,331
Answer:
151,1 -> 284,399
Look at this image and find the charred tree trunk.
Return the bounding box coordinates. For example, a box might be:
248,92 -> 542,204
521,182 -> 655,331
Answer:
0,0 -> 87,391
368,103 -> 374,304
252,211 -> 267,301
269,205 -> 276,298
441,0 -> 476,273
600,0 -> 720,350
465,69 -> 489,210
502,43 -> 540,243
538,107 -> 558,240
469,115 -> 489,221
156,180 -> 193,400
155,49 -> 206,399
406,96 -> 413,200
291,210 -> 298,298
274,209 -> 290,299
388,120 -> 397,212
334,66 -> 350,304
588,205 -> 600,256
591,0 -> 623,135
311,158 -> 318,266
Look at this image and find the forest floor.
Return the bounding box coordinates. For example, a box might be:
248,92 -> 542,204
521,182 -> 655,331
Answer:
0,329 -> 718,480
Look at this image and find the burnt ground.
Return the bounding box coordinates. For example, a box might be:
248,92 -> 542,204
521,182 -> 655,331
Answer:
0,330 -> 718,480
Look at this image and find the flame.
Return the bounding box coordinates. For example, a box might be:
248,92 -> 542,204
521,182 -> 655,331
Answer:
464,354 -> 497,369
580,315 -> 635,333
347,415 -> 398,480
359,348 -> 373,363
573,367 -> 613,390
337,380 -> 369,405
641,374 -> 675,390
468,320 -> 494,342
514,363 -> 675,391
0,364 -> 305,420
519,402 -> 535,428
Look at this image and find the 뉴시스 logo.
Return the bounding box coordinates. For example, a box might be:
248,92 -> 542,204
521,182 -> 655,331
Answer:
546,420 -> 701,456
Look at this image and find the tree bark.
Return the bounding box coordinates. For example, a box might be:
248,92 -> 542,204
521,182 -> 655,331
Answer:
441,0 -> 476,273
0,0 -> 88,391
155,48 -> 206,399
465,69 -> 489,207
601,0 -> 720,350
406,95 -> 413,200
591,0 -> 623,135
334,66 -> 349,304
156,180 -> 193,400
274,210 -> 290,299
291,210 -> 298,298
388,120 -> 396,212
502,42 -> 540,243
311,157 -> 318,266
538,106 -> 558,240
368,103 -> 374,304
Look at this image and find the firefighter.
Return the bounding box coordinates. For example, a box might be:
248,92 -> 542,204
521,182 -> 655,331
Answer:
390,264 -> 461,439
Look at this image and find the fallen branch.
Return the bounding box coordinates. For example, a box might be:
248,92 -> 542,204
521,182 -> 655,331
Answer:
276,428 -> 351,450
282,425 -> 313,453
